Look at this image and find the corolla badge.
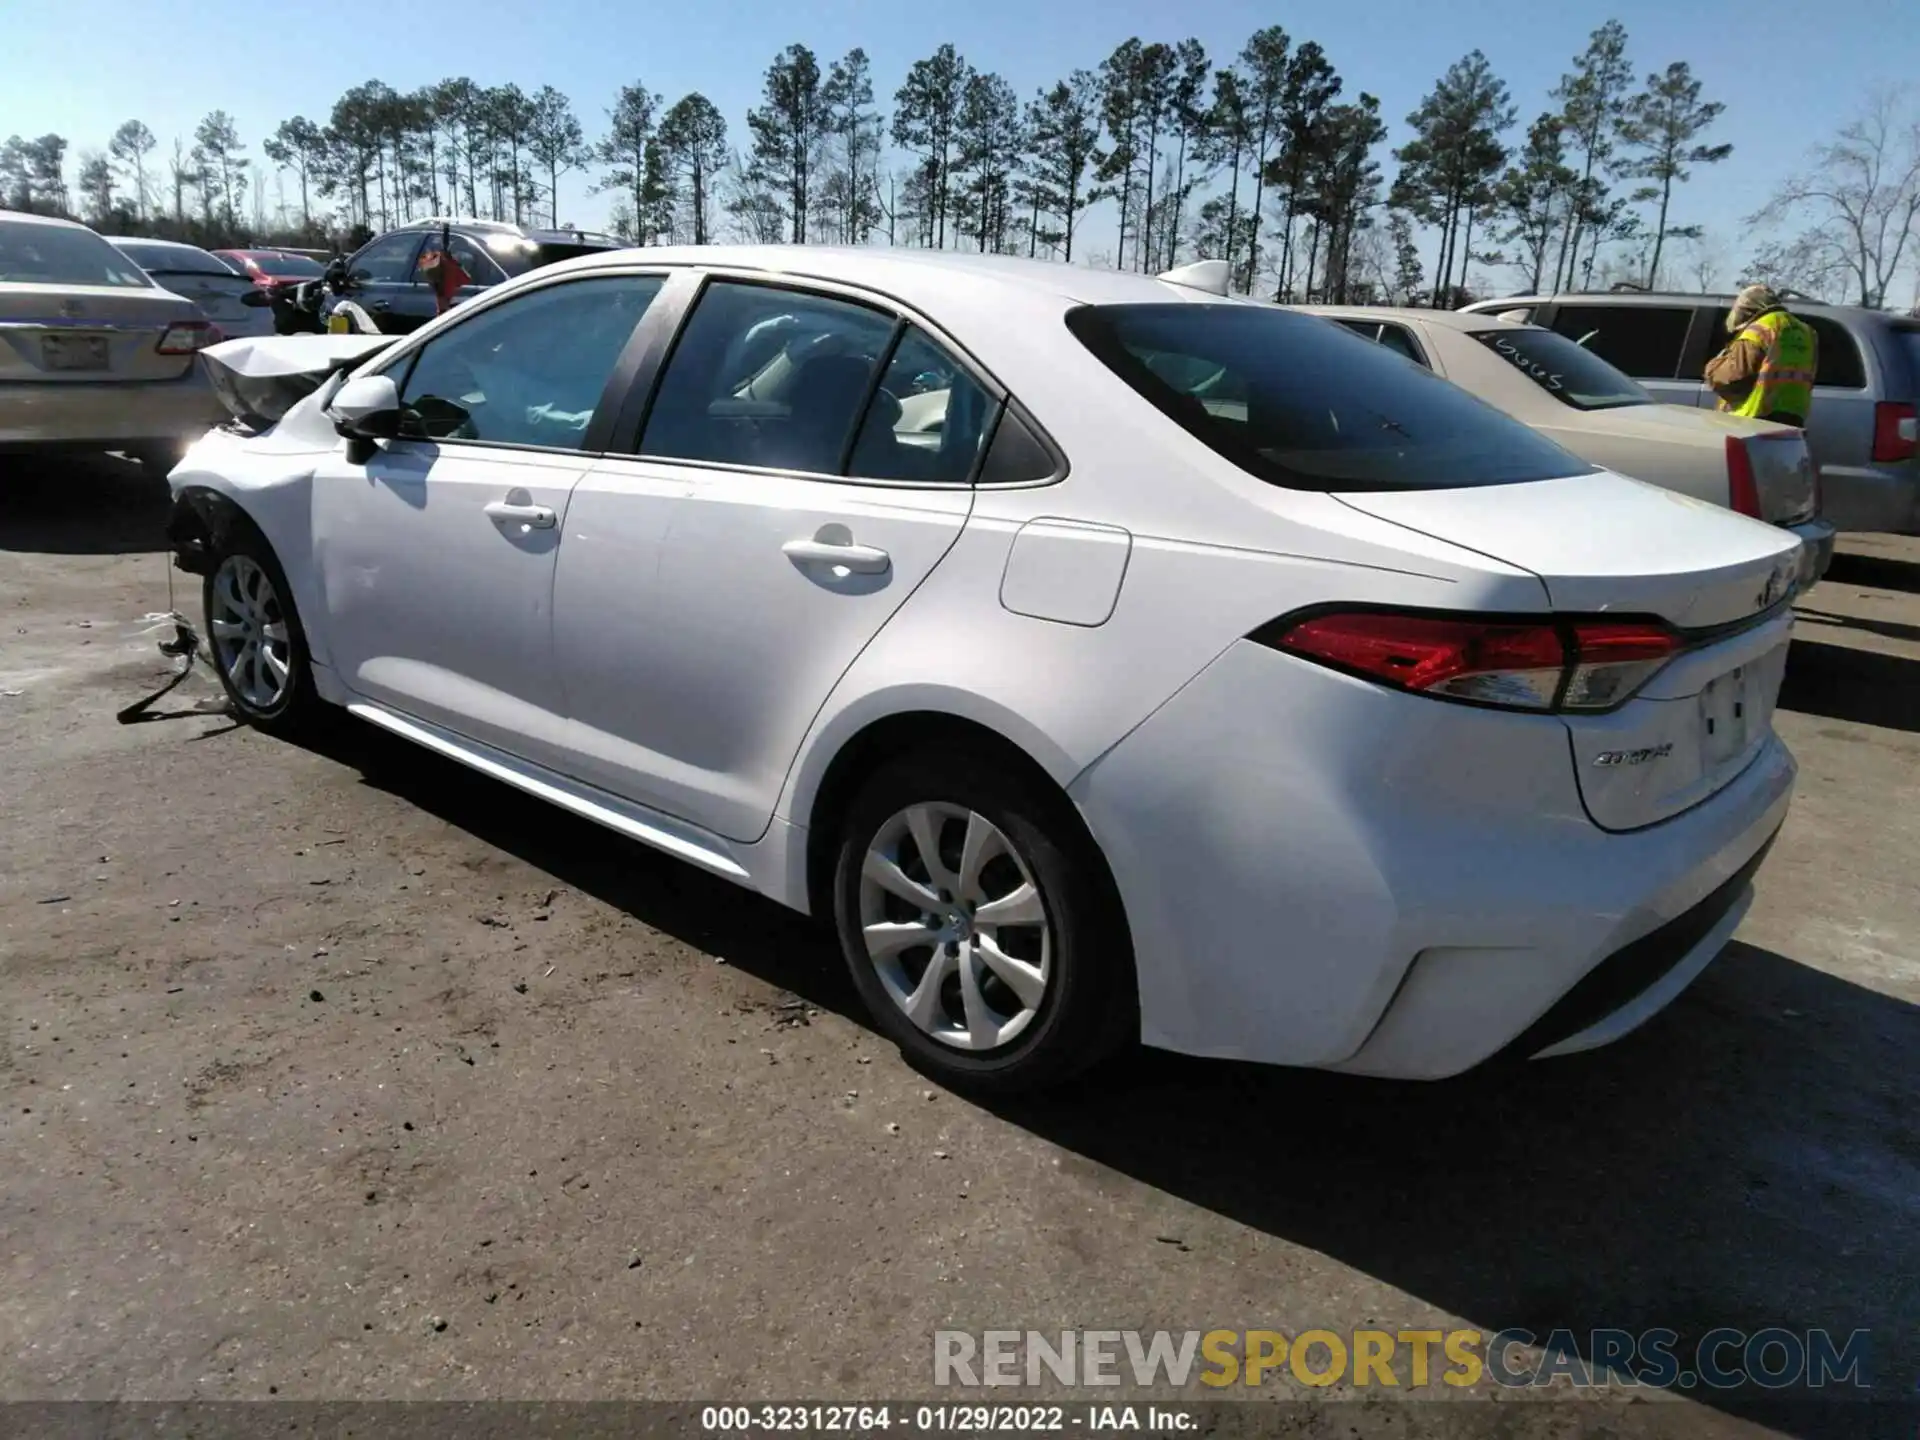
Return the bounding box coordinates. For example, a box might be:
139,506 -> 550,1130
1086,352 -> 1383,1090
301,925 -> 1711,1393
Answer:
1593,743 -> 1673,768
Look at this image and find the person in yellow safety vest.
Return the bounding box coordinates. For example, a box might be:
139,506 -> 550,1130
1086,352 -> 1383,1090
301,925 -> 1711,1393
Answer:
1704,283 -> 1819,428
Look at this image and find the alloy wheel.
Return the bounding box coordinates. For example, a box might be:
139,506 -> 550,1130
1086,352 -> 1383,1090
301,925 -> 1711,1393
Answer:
209,553 -> 293,713
858,802 -> 1052,1051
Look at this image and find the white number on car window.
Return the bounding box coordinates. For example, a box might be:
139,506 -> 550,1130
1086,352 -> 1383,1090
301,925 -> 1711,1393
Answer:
1492,336 -> 1565,392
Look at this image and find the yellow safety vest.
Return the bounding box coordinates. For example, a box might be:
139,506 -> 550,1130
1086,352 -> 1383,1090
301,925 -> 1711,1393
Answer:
1723,309 -> 1817,421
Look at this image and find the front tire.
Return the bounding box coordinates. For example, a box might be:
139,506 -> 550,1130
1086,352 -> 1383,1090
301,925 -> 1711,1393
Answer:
202,529 -> 317,734
831,750 -> 1135,1094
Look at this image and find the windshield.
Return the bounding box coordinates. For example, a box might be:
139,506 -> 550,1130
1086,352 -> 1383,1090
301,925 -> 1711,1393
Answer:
0,220 -> 151,288
112,240 -> 238,277
1470,327 -> 1651,411
1066,303 -> 1592,491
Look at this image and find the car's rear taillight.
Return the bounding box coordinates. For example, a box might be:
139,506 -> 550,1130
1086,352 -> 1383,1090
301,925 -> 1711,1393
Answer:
1724,436 -> 1762,517
156,320 -> 221,355
1872,401 -> 1918,463
1257,610 -> 1682,714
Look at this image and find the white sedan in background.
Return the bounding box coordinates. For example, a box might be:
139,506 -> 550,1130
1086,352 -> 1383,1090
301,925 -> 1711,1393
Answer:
1,209 -> 224,473
106,236 -> 274,340
1297,305 -> 1836,585
167,248 -> 1801,1091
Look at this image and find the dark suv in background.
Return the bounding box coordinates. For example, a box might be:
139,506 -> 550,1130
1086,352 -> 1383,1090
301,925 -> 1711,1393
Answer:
332,217 -> 623,334
1461,290 -> 1920,535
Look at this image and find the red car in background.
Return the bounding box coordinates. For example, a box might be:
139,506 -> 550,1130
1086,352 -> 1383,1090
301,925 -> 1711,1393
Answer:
212,249 -> 327,290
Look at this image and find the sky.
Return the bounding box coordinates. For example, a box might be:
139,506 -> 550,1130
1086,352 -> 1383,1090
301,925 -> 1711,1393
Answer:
6,0 -> 1917,293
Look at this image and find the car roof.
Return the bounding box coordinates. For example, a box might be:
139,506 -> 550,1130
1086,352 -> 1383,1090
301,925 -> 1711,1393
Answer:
1466,289 -> 1906,323
0,208 -> 96,232
1293,303 -> 1529,333
535,244 -> 1247,313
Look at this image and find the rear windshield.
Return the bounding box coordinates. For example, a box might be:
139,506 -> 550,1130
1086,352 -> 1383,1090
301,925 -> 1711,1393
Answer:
0,220 -> 150,288
247,252 -> 324,277
1066,303 -> 1591,491
113,241 -> 237,277
1469,326 -> 1651,411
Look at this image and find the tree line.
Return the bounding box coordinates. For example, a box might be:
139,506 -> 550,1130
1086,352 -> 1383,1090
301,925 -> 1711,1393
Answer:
5,24 -> 1912,307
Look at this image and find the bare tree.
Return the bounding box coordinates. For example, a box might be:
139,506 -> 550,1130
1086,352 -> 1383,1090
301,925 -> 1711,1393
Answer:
1750,87 -> 1920,308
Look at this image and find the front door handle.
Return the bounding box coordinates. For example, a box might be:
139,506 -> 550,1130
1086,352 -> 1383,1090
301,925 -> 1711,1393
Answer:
484,499 -> 557,530
782,534 -> 891,575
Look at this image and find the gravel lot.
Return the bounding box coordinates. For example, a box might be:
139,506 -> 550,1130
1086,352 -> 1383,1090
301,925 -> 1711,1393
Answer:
2,456 -> 1916,1438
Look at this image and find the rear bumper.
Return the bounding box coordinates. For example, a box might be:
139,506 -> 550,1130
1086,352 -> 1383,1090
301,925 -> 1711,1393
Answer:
1786,516 -> 1836,584
0,370 -> 222,450
1818,463 -> 1920,535
1069,639 -> 1796,1076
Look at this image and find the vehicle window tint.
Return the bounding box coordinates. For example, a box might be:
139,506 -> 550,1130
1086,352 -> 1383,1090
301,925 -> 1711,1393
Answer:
1376,323 -> 1427,366
847,327 -> 993,483
1469,327 -> 1650,410
1332,318 -> 1381,342
0,220 -> 149,287
976,403 -> 1057,485
640,280 -> 895,475
257,252 -> 324,277
1067,303 -> 1591,492
1797,314 -> 1864,389
350,233 -> 423,284
1548,304 -> 1692,379
395,275 -> 662,448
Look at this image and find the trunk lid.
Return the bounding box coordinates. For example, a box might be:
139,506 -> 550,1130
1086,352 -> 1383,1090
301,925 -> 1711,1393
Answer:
0,282 -> 202,382
1336,470 -> 1802,629
1337,470 -> 1803,830
145,269 -> 258,330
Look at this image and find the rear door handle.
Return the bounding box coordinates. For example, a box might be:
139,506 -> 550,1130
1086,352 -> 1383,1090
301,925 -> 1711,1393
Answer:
782,536 -> 891,574
369,299 -> 391,312
484,499 -> 557,530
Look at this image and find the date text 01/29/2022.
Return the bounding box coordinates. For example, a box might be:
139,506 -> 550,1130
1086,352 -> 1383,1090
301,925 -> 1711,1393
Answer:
699,1404 -> 1194,1432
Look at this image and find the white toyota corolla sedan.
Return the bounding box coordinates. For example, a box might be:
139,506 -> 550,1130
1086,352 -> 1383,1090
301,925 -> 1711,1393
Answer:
166,247 -> 1802,1092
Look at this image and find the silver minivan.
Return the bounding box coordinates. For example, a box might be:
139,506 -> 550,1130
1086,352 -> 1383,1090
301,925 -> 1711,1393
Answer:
1460,290 -> 1920,535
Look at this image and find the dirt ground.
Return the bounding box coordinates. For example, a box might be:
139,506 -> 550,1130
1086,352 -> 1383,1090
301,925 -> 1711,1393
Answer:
2,455 -> 1916,1439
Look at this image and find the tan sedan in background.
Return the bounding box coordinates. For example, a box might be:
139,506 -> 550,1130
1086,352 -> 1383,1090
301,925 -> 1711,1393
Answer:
1297,305 -> 1836,584
1,209 -> 224,475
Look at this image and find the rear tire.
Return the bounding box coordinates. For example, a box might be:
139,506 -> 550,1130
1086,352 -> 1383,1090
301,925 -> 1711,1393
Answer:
831,749 -> 1135,1094
202,526 -> 318,736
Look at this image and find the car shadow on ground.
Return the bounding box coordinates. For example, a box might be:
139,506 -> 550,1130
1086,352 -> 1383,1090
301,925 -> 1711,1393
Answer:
1778,635 -> 1920,733
1792,606 -> 1920,648
0,453 -> 171,555
1822,549 -> 1920,597
300,717 -> 1918,1440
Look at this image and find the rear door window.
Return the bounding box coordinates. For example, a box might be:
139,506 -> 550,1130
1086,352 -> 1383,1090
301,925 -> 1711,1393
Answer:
640,280 -> 897,476
1376,322 -> 1428,366
1067,302 -> 1591,492
1548,304 -> 1693,380
1797,314 -> 1865,389
847,326 -> 994,484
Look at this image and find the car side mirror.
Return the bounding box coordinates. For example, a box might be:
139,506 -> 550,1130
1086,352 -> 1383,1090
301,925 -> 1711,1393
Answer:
241,289 -> 271,308
328,374 -> 402,460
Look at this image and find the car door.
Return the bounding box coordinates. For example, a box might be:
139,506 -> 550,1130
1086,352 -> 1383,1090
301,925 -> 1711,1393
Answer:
340,231 -> 428,332
551,275 -> 990,842
311,271 -> 666,769
1548,303 -> 1701,406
